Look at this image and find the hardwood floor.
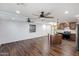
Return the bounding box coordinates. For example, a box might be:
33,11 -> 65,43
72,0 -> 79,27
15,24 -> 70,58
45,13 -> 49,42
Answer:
0,36 -> 79,56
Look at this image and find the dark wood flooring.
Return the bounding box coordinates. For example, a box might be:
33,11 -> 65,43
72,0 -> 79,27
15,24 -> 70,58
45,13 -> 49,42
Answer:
0,36 -> 79,56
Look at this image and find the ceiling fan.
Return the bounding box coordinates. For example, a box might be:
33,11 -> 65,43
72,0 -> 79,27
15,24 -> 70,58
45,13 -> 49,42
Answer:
26,18 -> 34,23
26,17 -> 45,24
32,11 -> 54,19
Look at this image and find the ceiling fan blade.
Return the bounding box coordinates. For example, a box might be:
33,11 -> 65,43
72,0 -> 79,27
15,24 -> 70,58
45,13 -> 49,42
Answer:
44,12 -> 51,16
45,16 -> 54,18
32,14 -> 39,16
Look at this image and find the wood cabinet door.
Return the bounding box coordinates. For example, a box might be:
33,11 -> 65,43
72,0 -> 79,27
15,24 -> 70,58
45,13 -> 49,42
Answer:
69,22 -> 76,30
57,23 -> 65,30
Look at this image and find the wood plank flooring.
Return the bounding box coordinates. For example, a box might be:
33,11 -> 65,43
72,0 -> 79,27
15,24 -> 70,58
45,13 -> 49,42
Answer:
0,36 -> 79,56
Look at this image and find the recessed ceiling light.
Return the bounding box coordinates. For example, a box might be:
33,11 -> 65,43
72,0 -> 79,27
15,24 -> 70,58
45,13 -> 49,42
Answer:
16,10 -> 20,14
64,11 -> 69,14
42,24 -> 46,29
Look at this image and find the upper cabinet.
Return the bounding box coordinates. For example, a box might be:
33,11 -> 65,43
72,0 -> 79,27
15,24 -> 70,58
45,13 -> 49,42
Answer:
57,23 -> 65,30
57,22 -> 76,30
69,22 -> 76,30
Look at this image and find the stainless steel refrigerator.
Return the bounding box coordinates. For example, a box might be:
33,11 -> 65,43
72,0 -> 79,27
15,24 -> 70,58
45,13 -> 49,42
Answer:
76,24 -> 79,51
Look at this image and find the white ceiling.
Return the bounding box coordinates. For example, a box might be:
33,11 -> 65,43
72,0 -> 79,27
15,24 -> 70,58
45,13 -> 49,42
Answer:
0,3 -> 79,23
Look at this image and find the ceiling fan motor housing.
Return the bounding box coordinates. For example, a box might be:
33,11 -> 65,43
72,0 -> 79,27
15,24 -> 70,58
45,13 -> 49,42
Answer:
40,12 -> 45,17
27,18 -> 31,22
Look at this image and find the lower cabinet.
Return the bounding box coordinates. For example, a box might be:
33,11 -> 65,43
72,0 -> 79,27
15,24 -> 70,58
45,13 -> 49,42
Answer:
70,34 -> 76,41
50,34 -> 62,45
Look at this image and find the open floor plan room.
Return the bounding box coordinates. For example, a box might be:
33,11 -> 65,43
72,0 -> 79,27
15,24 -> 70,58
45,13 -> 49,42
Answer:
0,3 -> 79,56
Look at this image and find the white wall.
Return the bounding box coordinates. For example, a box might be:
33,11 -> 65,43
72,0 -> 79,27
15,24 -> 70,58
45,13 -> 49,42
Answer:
0,20 -> 51,44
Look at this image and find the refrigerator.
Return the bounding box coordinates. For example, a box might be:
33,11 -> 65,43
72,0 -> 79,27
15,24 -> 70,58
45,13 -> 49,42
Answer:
76,24 -> 79,51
